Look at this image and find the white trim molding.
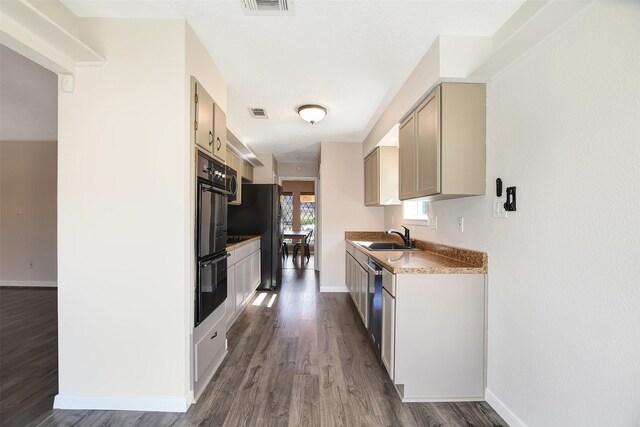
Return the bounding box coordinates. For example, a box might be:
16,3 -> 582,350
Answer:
0,280 -> 57,288
485,388 -> 527,427
53,394 -> 191,413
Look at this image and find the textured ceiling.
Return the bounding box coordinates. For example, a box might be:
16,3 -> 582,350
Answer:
62,0 -> 524,161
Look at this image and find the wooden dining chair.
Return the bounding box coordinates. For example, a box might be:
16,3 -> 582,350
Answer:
293,230 -> 313,262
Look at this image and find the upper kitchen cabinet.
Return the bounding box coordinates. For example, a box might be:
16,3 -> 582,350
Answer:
399,83 -> 485,201
242,161 -> 254,183
212,103 -> 226,161
364,146 -> 400,206
193,77 -> 226,162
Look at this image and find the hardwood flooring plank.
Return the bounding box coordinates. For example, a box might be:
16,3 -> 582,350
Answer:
287,374 -> 320,427
318,353 -> 348,427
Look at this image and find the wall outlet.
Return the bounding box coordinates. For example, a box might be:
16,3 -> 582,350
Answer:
457,217 -> 464,232
429,216 -> 438,230
29,261 -> 33,269
493,198 -> 508,218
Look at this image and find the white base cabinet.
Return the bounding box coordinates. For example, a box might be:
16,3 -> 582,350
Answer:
193,301 -> 226,399
345,241 -> 487,402
393,273 -> 486,401
345,242 -> 368,326
381,286 -> 395,381
226,239 -> 261,331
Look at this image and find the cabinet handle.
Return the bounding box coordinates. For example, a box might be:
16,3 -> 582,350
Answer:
210,331 -> 218,340
209,131 -> 214,145
216,137 -> 221,150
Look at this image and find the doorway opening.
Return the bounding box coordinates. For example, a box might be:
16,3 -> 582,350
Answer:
0,44 -> 59,425
281,180 -> 316,270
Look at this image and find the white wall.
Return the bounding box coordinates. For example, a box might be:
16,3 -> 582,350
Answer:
0,140 -> 57,286
57,19 -> 190,408
319,142 -> 384,292
252,152 -> 279,184
278,161 -> 319,178
386,3 -> 640,425
0,44 -> 57,141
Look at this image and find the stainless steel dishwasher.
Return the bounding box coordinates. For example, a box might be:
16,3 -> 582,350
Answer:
367,258 -> 383,357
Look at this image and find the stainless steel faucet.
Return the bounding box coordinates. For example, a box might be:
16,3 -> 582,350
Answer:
386,225 -> 411,246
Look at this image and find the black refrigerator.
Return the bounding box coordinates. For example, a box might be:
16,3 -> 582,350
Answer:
228,184 -> 283,290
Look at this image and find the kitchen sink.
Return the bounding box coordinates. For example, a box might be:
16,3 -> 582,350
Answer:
358,242 -> 419,251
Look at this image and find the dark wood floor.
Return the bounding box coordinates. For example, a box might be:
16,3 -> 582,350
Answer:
282,253 -> 315,270
2,269 -> 507,426
0,287 -> 58,427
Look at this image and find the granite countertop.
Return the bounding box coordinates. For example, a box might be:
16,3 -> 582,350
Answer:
345,231 -> 487,274
226,235 -> 260,251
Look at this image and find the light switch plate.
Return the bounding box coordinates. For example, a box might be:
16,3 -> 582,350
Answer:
429,216 -> 437,230
493,198 -> 508,218
457,217 -> 464,232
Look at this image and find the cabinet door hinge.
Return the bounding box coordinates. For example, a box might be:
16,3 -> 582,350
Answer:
194,93 -> 199,104
194,120 -> 198,131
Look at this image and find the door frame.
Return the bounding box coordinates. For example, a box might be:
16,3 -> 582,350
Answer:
279,176 -> 319,272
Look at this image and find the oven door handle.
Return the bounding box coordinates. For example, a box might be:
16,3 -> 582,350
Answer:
203,186 -> 232,196
211,252 -> 231,264
200,253 -> 230,268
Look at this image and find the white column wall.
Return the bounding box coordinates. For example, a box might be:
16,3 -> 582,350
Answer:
56,19 -> 190,408
318,142 -> 384,292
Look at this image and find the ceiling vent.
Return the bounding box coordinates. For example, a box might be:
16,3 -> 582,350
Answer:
241,0 -> 295,16
248,107 -> 269,119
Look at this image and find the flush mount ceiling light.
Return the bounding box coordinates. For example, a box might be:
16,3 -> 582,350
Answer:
297,104 -> 327,125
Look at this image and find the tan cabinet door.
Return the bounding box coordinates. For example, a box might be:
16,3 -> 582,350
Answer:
364,149 -> 379,206
194,82 -> 214,154
399,114 -> 416,200
415,88 -> 440,197
212,103 -> 226,162
381,287 -> 395,381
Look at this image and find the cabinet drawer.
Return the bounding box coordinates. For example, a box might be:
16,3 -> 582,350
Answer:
235,243 -> 253,262
195,317 -> 225,382
227,249 -> 237,267
382,269 -> 395,297
354,248 -> 368,269
346,242 -> 354,256
251,239 -> 261,253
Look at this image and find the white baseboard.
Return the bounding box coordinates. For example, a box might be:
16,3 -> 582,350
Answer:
485,388 -> 527,427
53,394 -> 190,412
320,286 -> 348,293
0,280 -> 57,288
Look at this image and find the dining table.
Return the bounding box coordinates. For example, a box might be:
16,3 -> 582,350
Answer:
283,230 -> 311,262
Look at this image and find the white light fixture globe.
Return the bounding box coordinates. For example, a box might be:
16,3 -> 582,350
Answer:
297,104 -> 327,124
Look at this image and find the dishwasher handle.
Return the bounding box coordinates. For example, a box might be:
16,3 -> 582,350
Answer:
366,262 -> 383,276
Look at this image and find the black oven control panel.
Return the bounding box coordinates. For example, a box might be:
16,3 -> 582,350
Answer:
197,151 -> 226,190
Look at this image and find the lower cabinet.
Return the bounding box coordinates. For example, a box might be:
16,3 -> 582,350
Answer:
345,241 -> 487,402
193,302 -> 226,399
345,243 -> 368,325
194,238 -> 261,401
227,238 -> 261,331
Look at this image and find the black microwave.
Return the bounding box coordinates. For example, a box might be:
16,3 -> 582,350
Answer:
225,166 -> 238,203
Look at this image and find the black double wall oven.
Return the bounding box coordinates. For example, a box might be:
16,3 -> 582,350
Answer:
196,152 -> 229,326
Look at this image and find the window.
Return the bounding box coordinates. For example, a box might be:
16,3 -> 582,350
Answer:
300,193 -> 315,243
282,192 -> 294,233
403,198 -> 429,221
